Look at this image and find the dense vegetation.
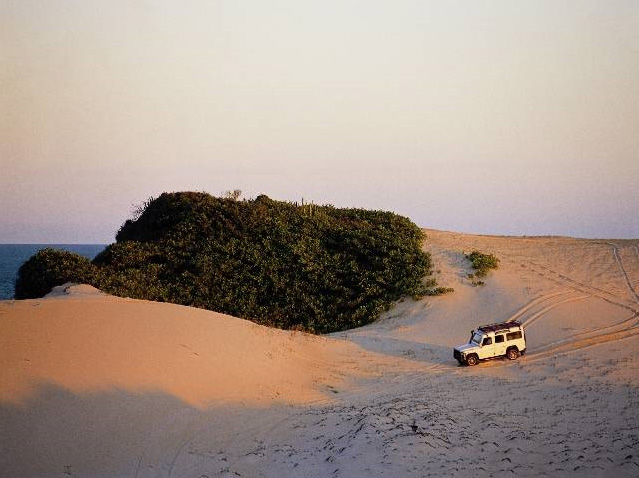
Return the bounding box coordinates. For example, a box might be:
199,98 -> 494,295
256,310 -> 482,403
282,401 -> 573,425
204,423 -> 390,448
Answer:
15,249 -> 98,299
15,192 -> 442,333
466,250 -> 500,286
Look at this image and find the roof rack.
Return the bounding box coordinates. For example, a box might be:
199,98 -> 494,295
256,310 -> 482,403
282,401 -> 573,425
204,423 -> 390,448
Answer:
478,320 -> 522,333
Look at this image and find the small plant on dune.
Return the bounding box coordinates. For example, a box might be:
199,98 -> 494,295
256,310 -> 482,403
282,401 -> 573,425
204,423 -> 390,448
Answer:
422,277 -> 454,296
427,286 -> 456,295
466,250 -> 499,286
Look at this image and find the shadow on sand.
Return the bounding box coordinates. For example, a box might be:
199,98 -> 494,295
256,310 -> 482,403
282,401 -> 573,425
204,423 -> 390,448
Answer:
0,383 -> 208,477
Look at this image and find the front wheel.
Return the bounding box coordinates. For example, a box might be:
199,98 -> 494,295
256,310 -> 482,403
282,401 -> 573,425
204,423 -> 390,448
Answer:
465,354 -> 479,366
507,348 -> 520,360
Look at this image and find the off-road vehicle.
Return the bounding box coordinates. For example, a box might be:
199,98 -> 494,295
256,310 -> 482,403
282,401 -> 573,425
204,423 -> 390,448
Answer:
453,321 -> 526,366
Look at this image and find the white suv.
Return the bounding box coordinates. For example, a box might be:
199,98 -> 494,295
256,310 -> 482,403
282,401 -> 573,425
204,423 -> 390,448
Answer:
454,321 -> 526,366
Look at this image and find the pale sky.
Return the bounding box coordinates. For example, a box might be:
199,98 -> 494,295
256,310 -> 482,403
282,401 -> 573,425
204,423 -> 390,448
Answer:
1,0 -> 638,243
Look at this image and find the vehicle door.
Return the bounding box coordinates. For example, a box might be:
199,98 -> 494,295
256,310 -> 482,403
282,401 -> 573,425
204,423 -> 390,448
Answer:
494,334 -> 507,357
479,336 -> 494,359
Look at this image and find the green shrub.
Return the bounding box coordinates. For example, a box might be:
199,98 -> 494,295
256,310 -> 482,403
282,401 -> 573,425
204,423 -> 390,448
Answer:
426,286 -> 455,295
14,248 -> 98,299
17,192 -> 440,333
466,250 -> 499,286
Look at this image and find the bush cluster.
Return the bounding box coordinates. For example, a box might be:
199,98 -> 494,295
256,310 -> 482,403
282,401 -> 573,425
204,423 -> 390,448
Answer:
14,248 -> 98,299
466,250 -> 500,286
16,192 -> 438,333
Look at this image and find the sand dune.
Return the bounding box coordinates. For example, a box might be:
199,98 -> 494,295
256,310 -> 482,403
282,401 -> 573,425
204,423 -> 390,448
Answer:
1,230 -> 639,477
0,284 -> 375,408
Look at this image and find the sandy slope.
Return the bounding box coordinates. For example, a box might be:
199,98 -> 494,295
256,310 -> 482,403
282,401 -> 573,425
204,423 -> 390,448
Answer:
0,284 -> 367,409
1,231 -> 639,477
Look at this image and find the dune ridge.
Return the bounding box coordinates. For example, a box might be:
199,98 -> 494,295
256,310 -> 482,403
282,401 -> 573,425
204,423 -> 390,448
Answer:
1,284 -> 374,408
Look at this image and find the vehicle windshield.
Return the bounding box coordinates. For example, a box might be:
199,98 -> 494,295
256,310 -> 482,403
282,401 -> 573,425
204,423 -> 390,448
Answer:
471,332 -> 482,345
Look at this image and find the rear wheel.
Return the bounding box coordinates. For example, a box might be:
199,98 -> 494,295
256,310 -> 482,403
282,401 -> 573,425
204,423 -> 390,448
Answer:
466,354 -> 479,366
507,348 -> 520,360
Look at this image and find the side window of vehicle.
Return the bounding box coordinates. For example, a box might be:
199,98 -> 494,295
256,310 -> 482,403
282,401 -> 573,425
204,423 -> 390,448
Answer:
506,331 -> 522,341
482,337 -> 492,346
495,335 -> 504,344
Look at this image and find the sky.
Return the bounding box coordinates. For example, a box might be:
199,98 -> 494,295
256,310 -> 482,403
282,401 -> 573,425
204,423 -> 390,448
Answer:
1,0 -> 638,243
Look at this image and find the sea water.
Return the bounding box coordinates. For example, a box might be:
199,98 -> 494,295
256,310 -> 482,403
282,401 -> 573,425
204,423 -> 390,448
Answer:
0,244 -> 106,300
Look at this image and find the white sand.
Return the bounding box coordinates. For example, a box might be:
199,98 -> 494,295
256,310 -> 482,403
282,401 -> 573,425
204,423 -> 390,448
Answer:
1,231 -> 638,477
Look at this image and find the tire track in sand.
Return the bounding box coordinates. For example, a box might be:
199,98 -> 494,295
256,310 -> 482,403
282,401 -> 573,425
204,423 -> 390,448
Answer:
519,294 -> 591,329
523,260 -> 637,313
378,250 -> 639,372
503,290 -> 575,324
417,291 -> 594,374
485,255 -> 639,363
523,248 -> 639,359
523,312 -> 639,363
609,243 -> 639,305
519,251 -> 639,361
427,292 -> 590,374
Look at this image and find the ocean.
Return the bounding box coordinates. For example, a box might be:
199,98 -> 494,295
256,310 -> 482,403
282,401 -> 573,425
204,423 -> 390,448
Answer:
0,244 -> 106,300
